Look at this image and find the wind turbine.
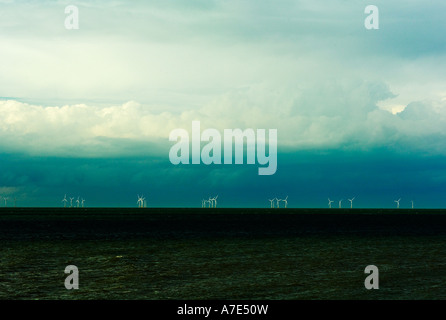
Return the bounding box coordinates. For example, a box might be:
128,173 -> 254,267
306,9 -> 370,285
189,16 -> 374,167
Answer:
328,198 -> 334,208
282,196 -> 288,208
76,197 -> 80,208
394,198 -> 401,209
411,200 -> 414,209
81,198 -> 85,208
211,195 -> 218,208
275,197 -> 280,208
69,197 -> 74,208
137,195 -> 144,208
338,199 -> 343,208
268,199 -> 275,208
62,194 -> 68,208
348,197 -> 355,209
3,197 -> 8,207
208,197 -> 214,208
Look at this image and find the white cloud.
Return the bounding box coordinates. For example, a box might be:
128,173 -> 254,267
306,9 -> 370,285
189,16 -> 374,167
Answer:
1,0 -> 445,109
0,1 -> 445,157
1,79 -> 446,157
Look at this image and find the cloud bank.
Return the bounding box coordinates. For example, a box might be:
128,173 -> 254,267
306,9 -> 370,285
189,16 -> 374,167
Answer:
1,80 -> 446,157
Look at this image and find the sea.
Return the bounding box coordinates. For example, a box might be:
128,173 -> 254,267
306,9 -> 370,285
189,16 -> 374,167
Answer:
1,207 -> 445,300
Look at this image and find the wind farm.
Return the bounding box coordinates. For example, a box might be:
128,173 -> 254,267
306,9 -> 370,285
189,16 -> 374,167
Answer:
267,196 -> 288,208
0,186 -> 435,211
0,190 -> 431,210
0,191 -> 436,210
201,195 -> 218,208
59,194 -> 87,208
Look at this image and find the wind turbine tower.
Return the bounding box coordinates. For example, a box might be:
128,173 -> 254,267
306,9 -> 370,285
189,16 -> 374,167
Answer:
339,199 -> 342,208
62,194 -> 68,208
282,196 -> 288,208
268,199 -> 275,208
411,200 -> 414,209
137,195 -> 144,208
348,197 -> 355,209
211,195 -> 218,208
70,197 -> 74,208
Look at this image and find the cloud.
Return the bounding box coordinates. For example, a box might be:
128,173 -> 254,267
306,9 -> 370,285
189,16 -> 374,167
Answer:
1,0 -> 445,109
1,78 -> 446,157
0,0 -> 445,158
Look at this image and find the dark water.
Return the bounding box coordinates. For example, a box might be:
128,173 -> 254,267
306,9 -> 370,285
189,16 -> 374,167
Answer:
1,208 -> 446,300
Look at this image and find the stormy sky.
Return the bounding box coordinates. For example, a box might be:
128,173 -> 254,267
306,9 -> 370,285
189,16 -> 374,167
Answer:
1,0 -> 445,208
